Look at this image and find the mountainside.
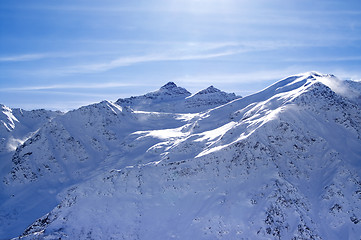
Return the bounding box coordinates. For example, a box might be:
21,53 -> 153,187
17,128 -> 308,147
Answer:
0,84 -> 239,239
0,105 -> 61,182
344,80 -> 361,105
0,105 -> 61,153
0,106 -> 61,239
1,73 -> 361,240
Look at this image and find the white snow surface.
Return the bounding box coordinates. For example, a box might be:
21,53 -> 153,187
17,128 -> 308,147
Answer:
0,106 -> 61,152
1,73 -> 361,240
0,106 -> 61,240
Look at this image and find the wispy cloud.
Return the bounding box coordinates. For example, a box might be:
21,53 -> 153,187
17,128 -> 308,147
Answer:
22,1 -> 361,16
0,82 -> 151,92
57,41 -> 297,75
0,54 -> 47,62
58,47 -> 243,74
173,68 -> 305,85
6,100 -> 108,112
3,1 -> 238,15
0,39 -> 345,65
0,40 -> 318,76
0,42 -> 247,65
283,56 -> 361,63
0,51 -> 121,63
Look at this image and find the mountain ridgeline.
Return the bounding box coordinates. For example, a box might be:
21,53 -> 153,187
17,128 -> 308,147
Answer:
1,73 -> 361,240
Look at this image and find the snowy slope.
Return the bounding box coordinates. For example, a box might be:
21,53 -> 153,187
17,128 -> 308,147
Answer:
0,106 -> 61,239
0,105 -> 61,181
344,80 -> 361,106
0,102 -> 199,238
1,85 -> 237,239
2,73 -> 361,239
0,105 -> 61,153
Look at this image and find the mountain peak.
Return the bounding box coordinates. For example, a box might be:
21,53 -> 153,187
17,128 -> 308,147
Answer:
1,104 -> 11,111
195,86 -> 221,95
156,82 -> 191,96
160,82 -> 178,90
185,85 -> 239,109
306,71 -> 322,77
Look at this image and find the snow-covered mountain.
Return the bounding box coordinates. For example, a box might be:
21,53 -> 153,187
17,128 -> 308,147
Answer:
0,105 -> 61,177
0,84 -> 239,239
344,80 -> 361,105
0,105 -> 61,153
0,106 -> 61,239
115,82 -> 239,112
1,73 -> 361,240
0,105 -> 61,181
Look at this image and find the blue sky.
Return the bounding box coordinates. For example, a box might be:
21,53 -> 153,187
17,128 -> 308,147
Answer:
1,0 -> 361,110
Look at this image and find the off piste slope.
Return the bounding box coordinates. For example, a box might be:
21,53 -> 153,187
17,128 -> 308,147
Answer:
3,72 -> 361,240
0,106 -> 61,239
0,105 -> 61,187
344,80 -> 361,106
0,84 -> 239,239
0,105 -> 61,153
4,84 -> 239,186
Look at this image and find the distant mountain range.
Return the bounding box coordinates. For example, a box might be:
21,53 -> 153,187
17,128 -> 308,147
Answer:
1,72 -> 360,239
115,81 -> 239,112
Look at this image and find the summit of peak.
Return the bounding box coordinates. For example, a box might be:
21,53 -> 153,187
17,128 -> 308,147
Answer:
160,82 -> 178,90
291,71 -> 334,80
1,104 -> 12,112
196,86 -> 221,95
207,85 -> 218,90
156,82 -> 191,96
305,71 -> 323,77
